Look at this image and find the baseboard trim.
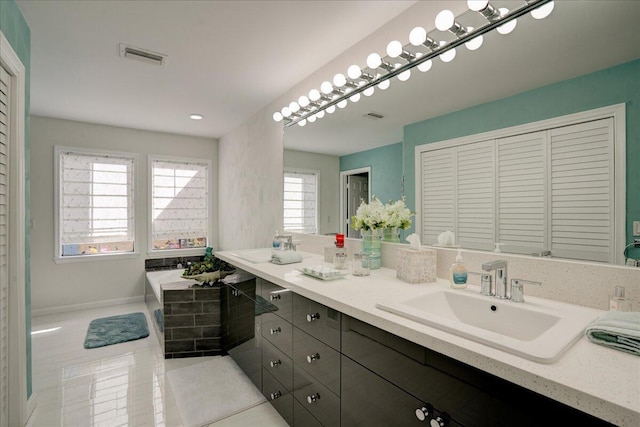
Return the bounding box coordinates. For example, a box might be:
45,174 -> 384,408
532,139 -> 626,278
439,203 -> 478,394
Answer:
31,296 -> 145,317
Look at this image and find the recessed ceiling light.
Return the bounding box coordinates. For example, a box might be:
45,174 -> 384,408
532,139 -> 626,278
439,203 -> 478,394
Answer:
190,114 -> 204,120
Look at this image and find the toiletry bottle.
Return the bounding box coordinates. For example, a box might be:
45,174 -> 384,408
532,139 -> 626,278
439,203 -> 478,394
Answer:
450,249 -> 468,289
272,230 -> 281,250
333,234 -> 347,270
609,286 -> 632,311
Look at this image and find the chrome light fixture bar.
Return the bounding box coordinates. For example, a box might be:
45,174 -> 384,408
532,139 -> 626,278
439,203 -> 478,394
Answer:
275,0 -> 554,127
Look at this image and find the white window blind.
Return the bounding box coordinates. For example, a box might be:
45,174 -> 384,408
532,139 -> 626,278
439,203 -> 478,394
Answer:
421,149 -> 455,245
58,148 -> 135,257
151,158 -> 208,250
284,170 -> 318,234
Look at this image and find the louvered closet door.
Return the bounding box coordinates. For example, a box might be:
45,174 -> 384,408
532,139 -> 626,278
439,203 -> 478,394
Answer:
0,64 -> 10,426
421,149 -> 455,245
456,141 -> 494,251
549,118 -> 614,263
496,131 -> 546,255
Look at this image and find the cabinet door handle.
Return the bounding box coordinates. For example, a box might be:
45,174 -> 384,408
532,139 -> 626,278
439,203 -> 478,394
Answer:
415,405 -> 433,422
306,353 -> 320,364
306,312 -> 320,322
270,327 -> 282,335
269,294 -> 281,301
270,391 -> 282,400
306,393 -> 321,404
270,359 -> 281,368
430,416 -> 449,427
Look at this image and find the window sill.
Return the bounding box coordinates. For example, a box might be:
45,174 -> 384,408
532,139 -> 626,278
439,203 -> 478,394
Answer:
146,248 -> 206,259
54,252 -> 140,264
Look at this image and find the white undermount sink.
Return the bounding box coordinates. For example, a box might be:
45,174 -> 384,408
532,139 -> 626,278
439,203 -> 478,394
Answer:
229,248 -> 275,263
376,287 -> 601,363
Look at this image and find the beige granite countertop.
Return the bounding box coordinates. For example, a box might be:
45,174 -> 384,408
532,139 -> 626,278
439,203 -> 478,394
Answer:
216,250 -> 640,426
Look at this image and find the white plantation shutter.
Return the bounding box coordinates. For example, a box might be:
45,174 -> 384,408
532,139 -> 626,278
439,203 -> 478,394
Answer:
284,170 -> 318,234
59,150 -> 135,253
457,141 -> 494,251
151,159 -> 209,248
496,132 -> 546,255
421,149 -> 455,245
0,64 -> 9,425
549,119 -> 614,263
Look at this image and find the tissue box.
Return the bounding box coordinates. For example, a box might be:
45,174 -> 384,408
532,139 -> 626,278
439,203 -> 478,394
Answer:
396,248 -> 437,284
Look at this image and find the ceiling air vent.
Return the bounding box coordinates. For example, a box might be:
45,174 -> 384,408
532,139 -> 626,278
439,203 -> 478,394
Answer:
119,43 -> 167,66
364,112 -> 384,120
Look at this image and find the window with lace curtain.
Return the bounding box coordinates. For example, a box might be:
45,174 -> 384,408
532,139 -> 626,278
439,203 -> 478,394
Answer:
284,170 -> 318,234
55,146 -> 136,260
150,157 -> 210,251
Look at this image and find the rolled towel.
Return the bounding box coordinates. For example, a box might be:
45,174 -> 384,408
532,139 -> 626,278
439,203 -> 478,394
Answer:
271,250 -> 303,265
585,311 -> 640,356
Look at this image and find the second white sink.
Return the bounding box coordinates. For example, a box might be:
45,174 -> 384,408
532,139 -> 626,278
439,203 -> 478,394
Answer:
376,287 -> 601,363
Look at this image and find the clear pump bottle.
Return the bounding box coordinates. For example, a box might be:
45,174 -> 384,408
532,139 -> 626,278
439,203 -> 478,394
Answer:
609,286 -> 632,312
450,249 -> 468,289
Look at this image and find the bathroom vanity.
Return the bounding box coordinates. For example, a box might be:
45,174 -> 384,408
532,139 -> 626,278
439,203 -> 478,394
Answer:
215,250 -> 640,427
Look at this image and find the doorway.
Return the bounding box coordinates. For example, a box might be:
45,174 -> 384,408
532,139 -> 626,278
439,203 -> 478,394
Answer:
340,167 -> 371,238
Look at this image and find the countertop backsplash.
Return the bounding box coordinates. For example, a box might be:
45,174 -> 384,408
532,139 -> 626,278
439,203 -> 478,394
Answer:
290,232 -> 640,311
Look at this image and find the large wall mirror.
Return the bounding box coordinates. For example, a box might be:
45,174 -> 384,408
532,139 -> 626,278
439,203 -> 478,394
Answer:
283,1 -> 640,266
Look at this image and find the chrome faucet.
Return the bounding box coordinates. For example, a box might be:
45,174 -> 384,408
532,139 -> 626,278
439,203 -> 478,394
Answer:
275,234 -> 296,251
482,260 -> 508,299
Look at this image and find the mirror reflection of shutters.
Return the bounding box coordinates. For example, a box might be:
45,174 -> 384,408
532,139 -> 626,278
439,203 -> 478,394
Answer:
421,149 -> 455,245
0,64 -> 10,426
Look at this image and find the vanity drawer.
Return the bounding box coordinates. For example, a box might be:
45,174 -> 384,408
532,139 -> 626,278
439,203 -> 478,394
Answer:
260,279 -> 293,322
262,367 -> 293,426
294,398 -> 323,427
293,366 -> 340,427
262,312 -> 293,357
293,327 -> 340,396
293,293 -> 341,350
262,338 -> 293,392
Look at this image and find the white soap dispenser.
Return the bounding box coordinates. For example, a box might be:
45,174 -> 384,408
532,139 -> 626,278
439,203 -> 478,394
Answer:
450,249 -> 468,289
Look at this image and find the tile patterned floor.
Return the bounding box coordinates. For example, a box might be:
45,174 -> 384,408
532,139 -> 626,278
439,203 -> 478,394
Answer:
28,302 -> 288,427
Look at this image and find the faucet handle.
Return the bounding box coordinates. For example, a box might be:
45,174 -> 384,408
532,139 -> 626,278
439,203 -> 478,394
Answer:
469,272 -> 493,296
510,279 -> 542,303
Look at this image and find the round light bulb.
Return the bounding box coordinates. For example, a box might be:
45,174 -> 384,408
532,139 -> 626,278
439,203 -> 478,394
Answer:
531,1 -> 554,19
320,81 -> 334,94
409,26 -> 427,46
467,0 -> 488,12
350,93 -> 361,103
289,101 -> 300,113
281,106 -> 291,118
298,95 -> 310,107
465,29 -> 483,51
347,65 -> 362,80
497,8 -> 517,35
337,100 -> 348,109
189,114 -> 204,120
298,119 -> 307,127
333,73 -> 347,87
309,89 -> 321,102
363,87 -> 375,97
386,40 -> 403,58
435,9 -> 455,31
398,69 -> 411,82
366,53 -> 382,69
308,115 -> 317,123
417,58 -> 432,72
378,79 -> 390,90
440,48 -> 456,63
327,105 -> 336,114
272,111 -> 283,122
316,110 -> 325,119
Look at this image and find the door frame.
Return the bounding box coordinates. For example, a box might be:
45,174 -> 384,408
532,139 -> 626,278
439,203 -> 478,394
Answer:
339,167 -> 371,235
1,31 -> 30,426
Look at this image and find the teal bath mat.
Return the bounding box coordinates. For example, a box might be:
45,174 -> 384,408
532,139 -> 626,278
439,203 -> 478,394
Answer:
84,312 -> 149,349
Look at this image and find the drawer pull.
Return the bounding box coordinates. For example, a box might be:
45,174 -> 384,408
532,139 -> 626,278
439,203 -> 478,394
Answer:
270,359 -> 282,368
270,327 -> 282,335
306,313 -> 320,322
415,405 -> 433,422
306,393 -> 321,404
269,294 -> 281,301
430,416 -> 449,427
270,391 -> 282,400
306,353 -> 320,364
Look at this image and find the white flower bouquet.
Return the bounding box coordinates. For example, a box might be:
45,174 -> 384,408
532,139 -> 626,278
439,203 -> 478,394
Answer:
351,196 -> 414,231
385,198 -> 414,230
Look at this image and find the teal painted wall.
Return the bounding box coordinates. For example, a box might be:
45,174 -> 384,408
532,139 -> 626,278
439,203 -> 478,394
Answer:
403,59 -> 640,244
340,142 -> 404,205
0,0 -> 31,398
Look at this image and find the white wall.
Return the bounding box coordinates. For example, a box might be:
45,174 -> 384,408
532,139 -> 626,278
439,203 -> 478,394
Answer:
284,149 -> 340,235
29,116 -> 218,313
218,109 -> 283,250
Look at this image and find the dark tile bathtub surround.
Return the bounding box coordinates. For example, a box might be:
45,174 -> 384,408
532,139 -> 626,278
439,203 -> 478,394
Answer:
144,255 -> 205,271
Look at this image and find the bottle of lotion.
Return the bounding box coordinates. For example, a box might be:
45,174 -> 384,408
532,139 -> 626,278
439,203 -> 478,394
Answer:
450,249 -> 468,289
